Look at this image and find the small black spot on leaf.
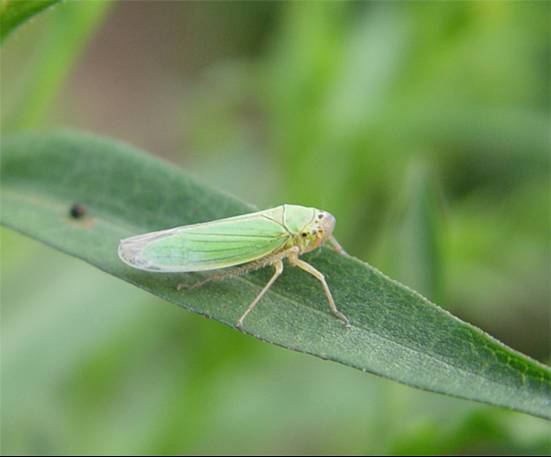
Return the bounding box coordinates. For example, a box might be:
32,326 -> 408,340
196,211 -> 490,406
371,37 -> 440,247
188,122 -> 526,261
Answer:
69,203 -> 86,219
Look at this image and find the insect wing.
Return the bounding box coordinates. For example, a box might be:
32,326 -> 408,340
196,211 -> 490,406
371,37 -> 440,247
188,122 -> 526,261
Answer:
119,210 -> 290,272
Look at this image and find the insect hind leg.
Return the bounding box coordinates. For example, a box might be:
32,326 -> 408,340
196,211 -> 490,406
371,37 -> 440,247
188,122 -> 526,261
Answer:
176,262 -> 265,291
176,246 -> 299,291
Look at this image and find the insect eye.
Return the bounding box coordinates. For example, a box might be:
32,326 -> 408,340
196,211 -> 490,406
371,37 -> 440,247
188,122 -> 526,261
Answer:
301,232 -> 307,237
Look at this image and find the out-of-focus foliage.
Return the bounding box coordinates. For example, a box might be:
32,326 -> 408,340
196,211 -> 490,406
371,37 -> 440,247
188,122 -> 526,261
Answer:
1,0 -> 111,129
1,1 -> 549,455
0,0 -> 60,43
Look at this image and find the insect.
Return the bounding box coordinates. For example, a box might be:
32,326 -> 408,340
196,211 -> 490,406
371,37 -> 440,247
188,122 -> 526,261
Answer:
118,204 -> 350,329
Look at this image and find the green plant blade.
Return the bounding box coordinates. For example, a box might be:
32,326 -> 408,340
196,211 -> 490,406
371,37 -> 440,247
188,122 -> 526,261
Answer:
0,0 -> 60,44
3,0 -> 112,129
1,130 -> 550,419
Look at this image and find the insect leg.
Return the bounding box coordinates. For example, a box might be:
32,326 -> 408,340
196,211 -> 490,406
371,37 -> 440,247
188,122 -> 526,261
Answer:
328,236 -> 349,256
176,247 -> 299,290
177,269 -> 237,290
236,259 -> 284,329
288,254 -> 351,328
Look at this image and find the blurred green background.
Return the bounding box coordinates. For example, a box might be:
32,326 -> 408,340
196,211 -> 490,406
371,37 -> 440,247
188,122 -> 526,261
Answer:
1,1 -> 550,454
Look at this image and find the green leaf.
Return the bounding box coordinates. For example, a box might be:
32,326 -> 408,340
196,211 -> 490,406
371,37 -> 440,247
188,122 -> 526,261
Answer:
0,0 -> 61,44
1,130 -> 550,420
2,0 -> 111,129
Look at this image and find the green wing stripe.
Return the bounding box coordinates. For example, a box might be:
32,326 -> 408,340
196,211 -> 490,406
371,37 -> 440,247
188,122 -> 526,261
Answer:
120,212 -> 290,272
140,236 -> 286,272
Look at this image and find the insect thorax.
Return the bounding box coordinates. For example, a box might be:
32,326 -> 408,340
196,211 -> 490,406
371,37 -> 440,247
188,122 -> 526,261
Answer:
285,206 -> 335,254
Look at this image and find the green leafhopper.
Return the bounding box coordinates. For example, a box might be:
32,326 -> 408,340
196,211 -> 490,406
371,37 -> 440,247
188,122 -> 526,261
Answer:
118,204 -> 350,329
